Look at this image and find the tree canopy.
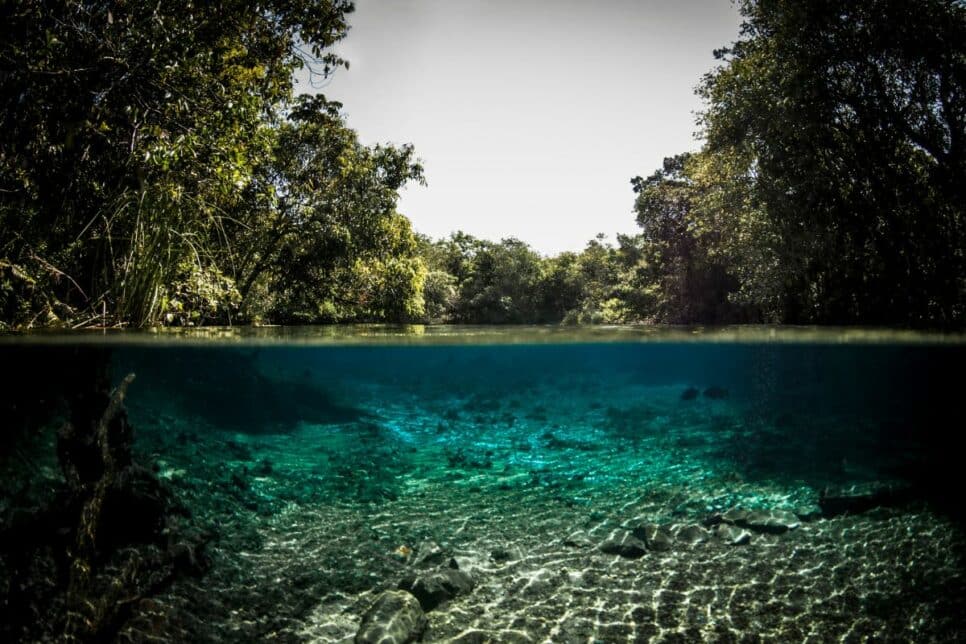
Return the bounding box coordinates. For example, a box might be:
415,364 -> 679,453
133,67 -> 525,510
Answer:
1,0 -> 962,329
0,0 -> 426,327
692,0 -> 965,326
414,0 -> 964,329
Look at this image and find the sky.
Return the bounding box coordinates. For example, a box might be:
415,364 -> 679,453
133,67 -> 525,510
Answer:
303,0 -> 741,255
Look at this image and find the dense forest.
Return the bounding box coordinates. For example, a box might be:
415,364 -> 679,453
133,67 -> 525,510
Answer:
1,0 -> 963,329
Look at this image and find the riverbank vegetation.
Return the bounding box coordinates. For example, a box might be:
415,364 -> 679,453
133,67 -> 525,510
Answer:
2,0 -> 963,329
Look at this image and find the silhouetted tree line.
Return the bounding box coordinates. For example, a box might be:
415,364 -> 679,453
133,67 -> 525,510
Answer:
1,0 -> 962,329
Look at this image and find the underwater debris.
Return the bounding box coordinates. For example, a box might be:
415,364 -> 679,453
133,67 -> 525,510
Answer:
355,590 -> 427,644
680,386 -> 700,401
56,373 -> 208,641
703,386 -> 729,400
61,373 -> 138,639
0,359 -> 211,643
392,545 -> 414,564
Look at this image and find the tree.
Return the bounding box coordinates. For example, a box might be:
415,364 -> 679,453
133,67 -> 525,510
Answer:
232,95 -> 426,323
627,155 -> 747,323
452,237 -> 544,323
540,236 -> 629,324
0,1 -> 426,328
698,0 -> 966,326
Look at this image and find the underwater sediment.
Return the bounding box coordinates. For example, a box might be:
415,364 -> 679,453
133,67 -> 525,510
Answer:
1,334 -> 964,642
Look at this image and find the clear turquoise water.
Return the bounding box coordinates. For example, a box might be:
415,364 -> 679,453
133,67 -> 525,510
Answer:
1,328 -> 964,642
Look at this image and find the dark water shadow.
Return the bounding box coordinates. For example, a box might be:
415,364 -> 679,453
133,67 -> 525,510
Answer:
116,348 -> 369,434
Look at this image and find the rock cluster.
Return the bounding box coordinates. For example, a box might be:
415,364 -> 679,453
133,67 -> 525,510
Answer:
356,540 -> 476,641
600,522 -> 711,558
674,524 -> 709,545
601,505 -> 805,558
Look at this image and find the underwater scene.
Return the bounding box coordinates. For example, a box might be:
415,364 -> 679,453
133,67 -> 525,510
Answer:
1,328 -> 964,643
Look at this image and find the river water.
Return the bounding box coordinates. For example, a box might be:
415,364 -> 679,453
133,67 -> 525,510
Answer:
1,327 -> 963,642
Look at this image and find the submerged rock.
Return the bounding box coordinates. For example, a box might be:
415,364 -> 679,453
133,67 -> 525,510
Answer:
680,386 -> 700,401
703,386 -> 729,400
599,531 -> 647,558
489,547 -> 513,563
795,504 -> 823,522
721,508 -> 800,534
562,531 -> 594,549
399,569 -> 475,611
631,523 -> 674,552
412,540 -> 447,567
714,523 -> 752,546
448,630 -> 534,643
355,590 -> 427,644
673,524 -> 710,545
818,483 -> 916,518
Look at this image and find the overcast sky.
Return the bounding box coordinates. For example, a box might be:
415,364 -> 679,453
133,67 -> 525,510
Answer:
304,0 -> 741,255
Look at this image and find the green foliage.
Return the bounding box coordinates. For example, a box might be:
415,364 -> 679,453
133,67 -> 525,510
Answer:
160,261 -> 242,327
422,270 -> 458,322
625,155 -> 749,324
455,238 -> 544,323
609,0 -> 965,328
417,233 -> 633,325
4,0 -> 961,329
411,1 -> 963,329
419,235 -> 542,323
694,0 -> 966,326
232,95 -> 426,323
544,238 -> 631,324
0,0 -> 426,328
